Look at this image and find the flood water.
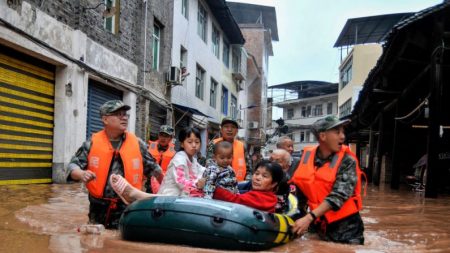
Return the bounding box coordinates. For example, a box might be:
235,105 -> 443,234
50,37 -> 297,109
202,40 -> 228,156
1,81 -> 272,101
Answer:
0,183 -> 449,253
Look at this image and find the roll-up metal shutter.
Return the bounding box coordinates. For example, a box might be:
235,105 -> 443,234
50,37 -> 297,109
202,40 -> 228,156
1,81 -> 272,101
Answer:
149,100 -> 166,141
0,45 -> 55,185
86,79 -> 123,139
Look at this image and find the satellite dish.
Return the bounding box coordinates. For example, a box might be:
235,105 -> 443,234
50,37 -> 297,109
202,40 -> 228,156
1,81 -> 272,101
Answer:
102,6 -> 117,18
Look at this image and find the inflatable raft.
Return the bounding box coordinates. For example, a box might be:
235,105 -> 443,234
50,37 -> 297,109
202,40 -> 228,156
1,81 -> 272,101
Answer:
119,196 -> 295,251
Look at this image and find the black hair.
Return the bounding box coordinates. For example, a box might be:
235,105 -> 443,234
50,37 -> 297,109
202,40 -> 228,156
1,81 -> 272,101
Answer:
178,127 -> 201,150
213,141 -> 233,155
254,160 -> 284,186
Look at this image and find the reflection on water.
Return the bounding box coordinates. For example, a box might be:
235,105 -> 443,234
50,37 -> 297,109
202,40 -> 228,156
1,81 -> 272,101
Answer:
0,183 -> 449,253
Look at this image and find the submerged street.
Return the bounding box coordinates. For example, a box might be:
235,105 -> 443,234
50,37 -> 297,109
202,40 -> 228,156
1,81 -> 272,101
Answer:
0,183 -> 449,253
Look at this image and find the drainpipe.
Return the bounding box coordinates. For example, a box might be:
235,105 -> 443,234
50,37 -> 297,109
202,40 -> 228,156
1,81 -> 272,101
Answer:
143,0 -> 148,86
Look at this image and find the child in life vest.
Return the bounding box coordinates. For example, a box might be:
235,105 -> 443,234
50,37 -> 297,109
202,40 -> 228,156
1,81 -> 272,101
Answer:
213,160 -> 284,213
201,141 -> 238,198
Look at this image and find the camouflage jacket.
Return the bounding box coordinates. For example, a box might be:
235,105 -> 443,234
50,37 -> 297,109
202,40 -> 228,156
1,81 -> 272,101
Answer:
205,139 -> 253,180
295,149 -> 358,211
67,133 -> 162,199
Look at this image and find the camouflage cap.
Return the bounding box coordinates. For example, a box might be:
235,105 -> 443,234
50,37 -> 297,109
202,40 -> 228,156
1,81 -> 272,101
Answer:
311,115 -> 350,136
159,125 -> 174,136
221,117 -> 239,128
99,100 -> 131,116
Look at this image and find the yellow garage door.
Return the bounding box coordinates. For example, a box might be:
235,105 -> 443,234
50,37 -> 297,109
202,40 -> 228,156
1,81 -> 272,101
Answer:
0,45 -> 55,185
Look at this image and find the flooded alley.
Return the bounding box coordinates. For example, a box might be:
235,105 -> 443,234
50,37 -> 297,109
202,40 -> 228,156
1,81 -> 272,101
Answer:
0,183 -> 449,253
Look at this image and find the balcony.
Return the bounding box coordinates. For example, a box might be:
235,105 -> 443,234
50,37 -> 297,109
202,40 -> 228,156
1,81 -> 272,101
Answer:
232,46 -> 246,81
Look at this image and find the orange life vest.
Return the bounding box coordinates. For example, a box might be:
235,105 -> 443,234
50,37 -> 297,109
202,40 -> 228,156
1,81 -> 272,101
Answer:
291,145 -> 363,224
213,138 -> 247,181
87,130 -> 144,199
148,140 -> 176,173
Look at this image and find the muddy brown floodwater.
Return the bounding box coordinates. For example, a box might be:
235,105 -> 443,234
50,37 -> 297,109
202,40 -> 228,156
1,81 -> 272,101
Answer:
0,183 -> 449,253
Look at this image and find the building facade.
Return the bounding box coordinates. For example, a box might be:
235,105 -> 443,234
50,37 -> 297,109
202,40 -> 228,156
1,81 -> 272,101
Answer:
0,0 -> 173,184
338,44 -> 382,118
170,0 -> 245,153
334,13 -> 412,118
228,2 -> 278,154
270,81 -> 338,155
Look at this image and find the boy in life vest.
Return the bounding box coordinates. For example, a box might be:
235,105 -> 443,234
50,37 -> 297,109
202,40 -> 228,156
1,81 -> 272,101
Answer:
146,125 -> 176,193
67,100 -> 163,229
291,115 -> 365,244
206,117 -> 252,182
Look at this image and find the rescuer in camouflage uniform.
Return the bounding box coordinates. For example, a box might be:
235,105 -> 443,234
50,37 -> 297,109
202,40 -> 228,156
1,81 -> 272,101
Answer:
67,100 -> 163,229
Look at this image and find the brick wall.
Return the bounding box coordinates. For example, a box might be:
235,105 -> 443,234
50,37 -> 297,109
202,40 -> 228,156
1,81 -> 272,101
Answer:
25,0 -> 173,139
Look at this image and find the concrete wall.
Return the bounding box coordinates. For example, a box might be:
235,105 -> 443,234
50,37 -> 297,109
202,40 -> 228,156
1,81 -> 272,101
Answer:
171,0 -> 240,153
0,0 -> 140,183
338,44 -> 382,112
240,26 -> 272,147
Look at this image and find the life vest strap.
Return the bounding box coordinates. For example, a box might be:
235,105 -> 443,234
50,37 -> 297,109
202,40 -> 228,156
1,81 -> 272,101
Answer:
103,198 -> 119,226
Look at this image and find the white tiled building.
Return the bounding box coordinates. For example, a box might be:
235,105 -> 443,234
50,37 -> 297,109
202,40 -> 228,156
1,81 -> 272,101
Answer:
171,0 -> 246,153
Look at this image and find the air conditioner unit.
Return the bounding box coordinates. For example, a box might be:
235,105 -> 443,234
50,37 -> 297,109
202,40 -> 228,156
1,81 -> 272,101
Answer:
248,121 -> 259,129
166,66 -> 181,84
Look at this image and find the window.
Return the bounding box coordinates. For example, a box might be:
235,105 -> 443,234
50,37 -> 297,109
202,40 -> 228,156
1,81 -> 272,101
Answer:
104,0 -> 119,34
221,86 -> 228,115
339,98 -> 352,118
287,108 -> 294,119
340,58 -> 352,89
301,106 -> 311,117
197,3 -> 207,42
231,95 -> 237,119
152,23 -> 161,71
327,102 -> 333,114
305,131 -> 310,142
180,46 -> 187,83
196,65 -> 205,99
210,78 -> 218,108
181,0 -> 188,19
232,48 -> 240,73
212,26 -> 220,58
313,104 -> 323,116
223,41 -> 230,67
180,46 -> 187,68
300,131 -> 305,142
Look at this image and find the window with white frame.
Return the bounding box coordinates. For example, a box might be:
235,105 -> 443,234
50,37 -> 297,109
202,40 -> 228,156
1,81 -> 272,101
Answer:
223,41 -> 230,67
181,0 -> 188,19
104,0 -> 119,34
287,108 -> 294,119
301,105 -> 311,117
197,3 -> 207,42
152,23 -> 161,71
339,98 -> 352,118
300,131 -> 305,142
196,65 -> 205,99
231,95 -> 237,119
305,130 -> 311,142
327,102 -> 333,114
180,47 -> 188,84
210,78 -> 218,108
221,86 -> 228,115
340,58 -> 352,89
313,104 -> 323,116
232,47 -> 240,73
212,26 -> 220,58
